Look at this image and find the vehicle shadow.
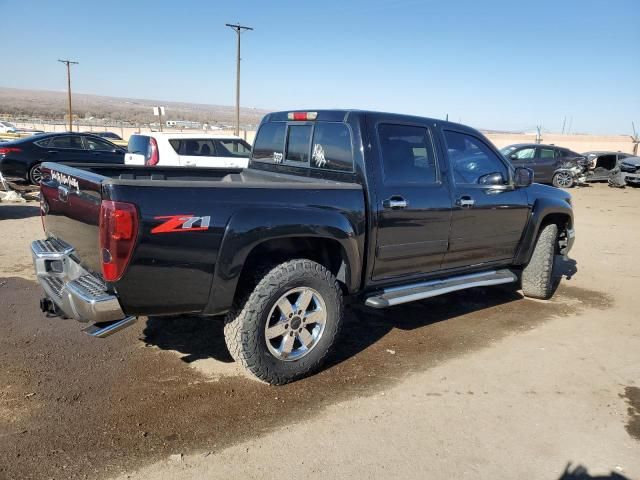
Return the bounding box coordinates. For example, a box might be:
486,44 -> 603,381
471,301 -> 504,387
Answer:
550,255 -> 578,296
0,204 -> 41,219
557,463 -> 629,479
142,285 -> 525,371
143,314 -> 233,363
326,286 -> 524,371
142,257 -> 579,376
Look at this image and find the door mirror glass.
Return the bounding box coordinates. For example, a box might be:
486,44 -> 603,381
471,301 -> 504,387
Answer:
514,167 -> 534,187
478,171 -> 506,186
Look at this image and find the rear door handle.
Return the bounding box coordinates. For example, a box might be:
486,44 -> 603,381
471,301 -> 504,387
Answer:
383,196 -> 408,209
456,196 -> 475,208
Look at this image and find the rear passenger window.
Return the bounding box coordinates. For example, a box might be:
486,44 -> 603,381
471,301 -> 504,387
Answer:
378,124 -> 437,184
128,135 -> 149,155
310,123 -> 353,172
169,139 -> 216,156
539,148 -> 555,159
50,135 -> 84,149
286,125 -> 312,163
253,122 -> 286,161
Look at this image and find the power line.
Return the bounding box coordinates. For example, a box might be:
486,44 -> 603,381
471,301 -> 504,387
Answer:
225,23 -> 253,137
58,59 -> 79,132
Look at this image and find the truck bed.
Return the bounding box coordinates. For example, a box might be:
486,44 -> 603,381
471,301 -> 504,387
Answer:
39,162 -> 366,316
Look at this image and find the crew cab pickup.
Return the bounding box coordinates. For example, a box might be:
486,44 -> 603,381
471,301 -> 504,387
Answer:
32,110 -> 575,384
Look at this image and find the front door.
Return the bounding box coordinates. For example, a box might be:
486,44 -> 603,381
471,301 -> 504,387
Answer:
369,119 -> 452,281
441,129 -> 530,269
83,136 -> 124,164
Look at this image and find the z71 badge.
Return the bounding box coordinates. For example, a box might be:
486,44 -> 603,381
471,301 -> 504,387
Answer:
151,215 -> 211,234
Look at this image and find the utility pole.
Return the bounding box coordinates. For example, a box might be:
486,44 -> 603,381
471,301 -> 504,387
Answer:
58,59 -> 79,132
225,23 -> 253,136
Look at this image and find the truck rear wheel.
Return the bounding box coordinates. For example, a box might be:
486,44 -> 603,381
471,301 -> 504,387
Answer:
521,223 -> 558,300
224,259 -> 343,385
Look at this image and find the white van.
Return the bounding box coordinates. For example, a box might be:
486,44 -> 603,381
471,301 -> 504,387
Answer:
125,132 -> 251,168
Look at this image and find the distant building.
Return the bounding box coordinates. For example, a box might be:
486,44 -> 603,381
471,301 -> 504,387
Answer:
166,120 -> 202,129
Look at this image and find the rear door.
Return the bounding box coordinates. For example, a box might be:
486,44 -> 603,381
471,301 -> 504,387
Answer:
534,146 -> 558,183
442,129 -> 529,268
44,135 -> 88,163
368,117 -> 452,281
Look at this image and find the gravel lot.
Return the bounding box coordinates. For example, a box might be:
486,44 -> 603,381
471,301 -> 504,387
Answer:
0,183 -> 638,480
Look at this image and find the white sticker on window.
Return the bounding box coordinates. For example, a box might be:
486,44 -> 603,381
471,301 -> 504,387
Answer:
273,152 -> 283,163
312,143 -> 326,168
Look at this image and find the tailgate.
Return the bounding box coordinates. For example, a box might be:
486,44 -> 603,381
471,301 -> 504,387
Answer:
40,162 -> 106,274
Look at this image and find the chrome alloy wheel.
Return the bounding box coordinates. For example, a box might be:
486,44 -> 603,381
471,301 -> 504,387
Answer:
30,165 -> 43,184
264,287 -> 327,361
555,171 -> 573,187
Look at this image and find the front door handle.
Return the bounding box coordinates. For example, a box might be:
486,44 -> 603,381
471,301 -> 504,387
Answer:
456,196 -> 475,208
383,196 -> 408,209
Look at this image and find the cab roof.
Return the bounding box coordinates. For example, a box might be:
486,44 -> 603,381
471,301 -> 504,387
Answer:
262,109 -> 482,136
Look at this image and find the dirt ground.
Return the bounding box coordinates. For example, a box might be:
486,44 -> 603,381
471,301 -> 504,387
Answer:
0,183 -> 639,480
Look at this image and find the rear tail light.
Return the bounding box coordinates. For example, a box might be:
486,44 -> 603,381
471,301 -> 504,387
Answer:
146,137 -> 159,166
0,147 -> 22,156
99,200 -> 138,282
287,112 -> 318,121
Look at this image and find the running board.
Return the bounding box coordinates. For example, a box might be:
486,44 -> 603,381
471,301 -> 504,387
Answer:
82,316 -> 138,338
365,269 -> 518,308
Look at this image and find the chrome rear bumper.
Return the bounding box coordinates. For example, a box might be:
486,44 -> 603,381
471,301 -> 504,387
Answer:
31,238 -> 136,336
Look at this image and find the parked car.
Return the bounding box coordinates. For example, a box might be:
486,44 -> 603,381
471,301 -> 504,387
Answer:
83,131 -> 123,141
500,144 -> 587,187
32,110 -> 575,384
0,121 -> 17,133
0,132 -> 126,184
617,156 -> 640,186
581,151 -> 634,182
124,132 -> 251,169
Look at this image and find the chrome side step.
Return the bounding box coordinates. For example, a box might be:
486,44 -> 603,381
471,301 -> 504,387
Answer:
82,316 -> 138,338
365,269 -> 518,308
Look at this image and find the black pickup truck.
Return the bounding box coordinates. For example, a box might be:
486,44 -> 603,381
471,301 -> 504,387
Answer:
32,110 -> 575,384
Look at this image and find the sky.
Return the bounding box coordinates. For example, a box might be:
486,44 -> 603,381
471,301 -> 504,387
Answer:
1,0 -> 638,134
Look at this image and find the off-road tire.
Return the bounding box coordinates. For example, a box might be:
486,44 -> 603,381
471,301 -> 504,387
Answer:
223,259 -> 343,385
521,223 -> 558,299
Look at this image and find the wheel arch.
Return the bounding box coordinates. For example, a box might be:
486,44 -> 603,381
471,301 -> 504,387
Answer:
203,207 -> 362,314
514,199 -> 573,266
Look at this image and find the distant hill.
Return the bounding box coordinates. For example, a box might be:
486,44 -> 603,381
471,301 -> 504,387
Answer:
0,87 -> 269,127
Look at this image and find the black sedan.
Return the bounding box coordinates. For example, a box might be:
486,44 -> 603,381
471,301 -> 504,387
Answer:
500,143 -> 587,186
82,131 -> 123,141
0,132 -> 126,184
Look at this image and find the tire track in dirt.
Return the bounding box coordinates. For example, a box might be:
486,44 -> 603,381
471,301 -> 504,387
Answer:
0,276 -> 612,479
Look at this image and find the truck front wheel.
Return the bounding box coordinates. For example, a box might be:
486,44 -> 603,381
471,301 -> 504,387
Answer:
224,259 -> 343,385
521,223 -> 558,299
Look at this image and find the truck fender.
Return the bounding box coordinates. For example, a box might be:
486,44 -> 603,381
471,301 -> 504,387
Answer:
513,197 -> 573,266
203,206 -> 362,314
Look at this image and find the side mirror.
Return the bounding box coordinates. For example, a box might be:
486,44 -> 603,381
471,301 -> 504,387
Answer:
478,172 -> 506,186
510,154 -> 518,160
514,167 -> 534,187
